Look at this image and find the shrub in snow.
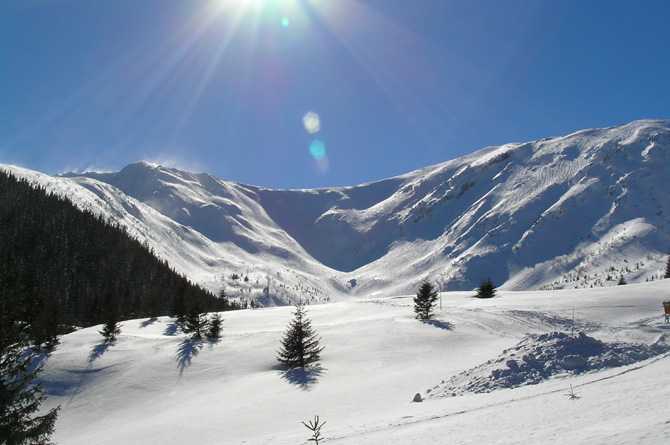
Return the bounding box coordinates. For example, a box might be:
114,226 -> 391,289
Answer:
302,415 -> 326,444
414,280 -> 438,320
277,302 -> 324,370
564,384 -> 580,400
476,278 -> 496,299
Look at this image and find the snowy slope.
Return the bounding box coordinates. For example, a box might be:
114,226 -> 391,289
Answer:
37,280 -> 670,444
1,164 -> 343,306
3,119 -> 670,299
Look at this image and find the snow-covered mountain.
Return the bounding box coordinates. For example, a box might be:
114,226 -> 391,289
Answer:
3,119 -> 669,301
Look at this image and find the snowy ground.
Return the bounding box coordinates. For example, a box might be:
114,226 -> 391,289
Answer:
39,280 -> 670,444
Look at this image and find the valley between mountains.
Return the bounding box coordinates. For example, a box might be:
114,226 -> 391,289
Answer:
4,120 -> 669,305
4,120 -> 670,444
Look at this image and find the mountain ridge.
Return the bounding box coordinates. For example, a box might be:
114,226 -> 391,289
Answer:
3,119 -> 669,302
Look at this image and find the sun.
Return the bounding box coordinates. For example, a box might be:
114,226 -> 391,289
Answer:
213,0 -> 301,17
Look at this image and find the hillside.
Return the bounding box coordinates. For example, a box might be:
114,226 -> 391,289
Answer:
0,170 -> 229,343
37,280 -> 670,444
3,119 -> 669,301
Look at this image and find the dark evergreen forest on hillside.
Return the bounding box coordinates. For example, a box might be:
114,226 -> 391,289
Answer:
0,170 -> 235,348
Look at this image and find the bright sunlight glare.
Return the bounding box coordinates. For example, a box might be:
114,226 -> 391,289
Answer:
213,0 -> 301,17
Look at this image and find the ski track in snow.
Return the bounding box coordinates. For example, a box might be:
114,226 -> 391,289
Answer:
328,351 -> 670,444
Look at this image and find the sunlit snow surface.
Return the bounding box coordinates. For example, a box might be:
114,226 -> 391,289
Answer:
37,281 -> 670,444
4,120 -> 670,442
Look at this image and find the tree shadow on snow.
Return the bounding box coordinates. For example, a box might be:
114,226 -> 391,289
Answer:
279,364 -> 327,391
140,317 -> 158,329
26,348 -> 52,374
206,338 -> 221,350
163,321 -> 181,336
88,342 -> 113,364
422,319 -> 453,331
175,339 -> 203,376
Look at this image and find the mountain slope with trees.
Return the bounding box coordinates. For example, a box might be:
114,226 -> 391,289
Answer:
3,120 -> 669,300
0,171 -> 233,347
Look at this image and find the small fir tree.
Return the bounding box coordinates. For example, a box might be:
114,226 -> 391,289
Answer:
302,415 -> 326,445
617,275 -> 627,285
99,290 -> 121,343
414,280 -> 438,320
277,302 -> 324,369
182,304 -> 207,340
206,313 -> 223,340
476,278 -> 496,299
99,319 -> 121,343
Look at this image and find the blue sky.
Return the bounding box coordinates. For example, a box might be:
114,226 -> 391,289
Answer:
1,0 -> 669,190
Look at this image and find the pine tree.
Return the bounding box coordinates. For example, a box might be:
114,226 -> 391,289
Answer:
30,293 -> 61,351
0,285 -> 59,444
617,275 -> 627,285
182,302 -> 206,340
99,316 -> 121,343
476,278 -> 496,299
99,290 -> 121,343
665,255 -> 670,279
171,282 -> 187,324
144,284 -> 163,320
219,286 -> 229,310
277,302 -> 324,370
206,313 -> 223,340
0,170 -> 236,334
413,280 -> 439,320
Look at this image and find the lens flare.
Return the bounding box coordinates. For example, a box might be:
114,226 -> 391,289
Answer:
312,156 -> 330,174
303,111 -> 320,134
309,139 -> 326,160
281,17 -> 290,28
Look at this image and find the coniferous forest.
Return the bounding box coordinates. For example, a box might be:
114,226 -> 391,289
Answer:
0,170 -> 236,349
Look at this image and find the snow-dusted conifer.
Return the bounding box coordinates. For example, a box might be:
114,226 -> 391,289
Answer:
414,280 -> 438,320
277,302 -> 324,369
476,278 -> 496,299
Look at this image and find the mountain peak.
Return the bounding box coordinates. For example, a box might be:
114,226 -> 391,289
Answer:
6,120 -> 670,300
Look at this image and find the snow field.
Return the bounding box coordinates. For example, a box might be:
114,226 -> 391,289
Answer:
39,280 -> 670,443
